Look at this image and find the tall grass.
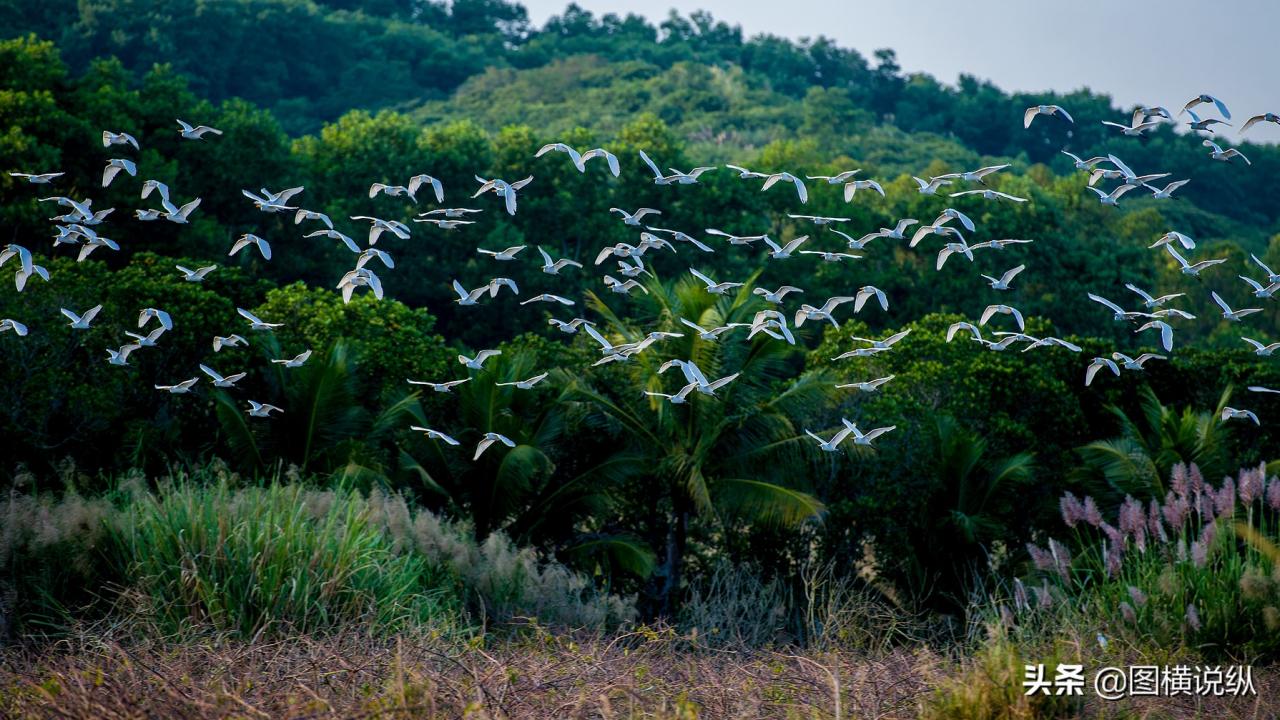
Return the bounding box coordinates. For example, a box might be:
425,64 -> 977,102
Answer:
2,463 -> 637,639
1021,462 -> 1280,660
114,481 -> 459,636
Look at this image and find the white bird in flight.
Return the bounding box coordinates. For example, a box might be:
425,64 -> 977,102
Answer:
230,233 -> 272,261
408,174 -> 445,204
1221,407 -> 1260,425
538,247 -> 583,275
1203,139 -> 1251,165
61,305 -> 103,329
474,432 -> 516,460
177,264 -> 217,282
411,426 -> 461,445
101,158 -> 136,187
9,171 -> 63,184
836,376 -> 895,392
272,350 -> 313,368
200,364 -> 247,388
1085,357 -> 1120,386
687,268 -> 743,295
980,304 -> 1026,331
645,382 -> 699,405
911,176 -> 953,195
760,171 -> 808,203
1124,284 -> 1184,309
1241,113 -> 1280,134
238,307 -> 282,331
213,334 -> 247,352
0,319 -> 29,337
1210,291 -> 1261,322
842,179 -> 885,200
247,401 -> 283,418
609,207 -> 661,226
156,378 -> 199,394
1181,94 -> 1231,120
458,349 -> 501,370
808,170 -> 860,184
1165,246 -> 1226,277
794,296 -> 855,328
176,119 -> 222,139
841,419 -> 897,447
496,373 -> 549,390
1241,338 -> 1280,356
981,265 -> 1026,291
407,378 -> 471,392
638,149 -> 715,185
477,245 -> 526,261
102,130 -> 139,149
106,344 -> 139,365
1024,104 -> 1073,128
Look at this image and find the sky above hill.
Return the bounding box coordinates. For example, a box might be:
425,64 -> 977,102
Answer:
522,0 -> 1280,145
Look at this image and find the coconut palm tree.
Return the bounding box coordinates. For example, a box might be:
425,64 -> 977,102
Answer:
396,345 -> 657,581
213,340 -> 419,476
897,415 -> 1035,612
562,271 -> 840,614
1075,385 -> 1232,502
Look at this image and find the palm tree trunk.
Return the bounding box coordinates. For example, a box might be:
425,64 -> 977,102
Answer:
660,502 -> 688,617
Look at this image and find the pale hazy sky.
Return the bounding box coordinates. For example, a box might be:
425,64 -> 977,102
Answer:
519,0 -> 1280,144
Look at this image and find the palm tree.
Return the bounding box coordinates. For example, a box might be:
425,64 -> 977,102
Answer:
214,340 -> 418,477
1075,385 -> 1232,501
562,272 -> 840,614
899,415 -> 1035,612
397,345 -> 657,580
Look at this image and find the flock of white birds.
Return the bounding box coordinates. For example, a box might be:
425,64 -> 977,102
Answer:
4,96 -> 1280,457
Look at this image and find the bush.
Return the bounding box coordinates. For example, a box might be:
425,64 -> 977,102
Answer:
1,467 -> 636,639
364,490 -> 637,630
114,480 -> 459,636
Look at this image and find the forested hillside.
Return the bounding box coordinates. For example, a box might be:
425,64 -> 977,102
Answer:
2,0 -> 1279,653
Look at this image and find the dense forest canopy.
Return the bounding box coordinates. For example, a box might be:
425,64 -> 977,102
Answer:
2,1 -> 1279,618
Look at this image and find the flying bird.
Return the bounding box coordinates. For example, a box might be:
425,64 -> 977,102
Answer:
1180,94 -> 1231,120
496,373 -> 549,390
237,308 -> 282,331
60,305 -> 102,329
247,401 -> 283,418
537,247 -> 583,274
410,427 -> 461,445
1210,291 -> 1261,321
1241,113 -> 1280,134
407,378 -> 471,392
1024,104 -> 1073,127
1085,357 -> 1121,386
230,233 -> 272,260
176,119 -> 222,139
177,264 -> 217,282
102,130 -> 139,149
9,171 -> 63,184
458,349 -> 501,370
199,364 -> 246,388
1221,407 -> 1260,425
474,432 -> 516,460
981,264 -> 1026,291
0,319 -> 29,337
272,350 -> 313,368
101,158 -> 136,187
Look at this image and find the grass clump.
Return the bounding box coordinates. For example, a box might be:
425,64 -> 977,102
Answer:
113,481 -> 459,637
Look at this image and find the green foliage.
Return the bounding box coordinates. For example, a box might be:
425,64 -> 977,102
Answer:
115,479 -> 459,636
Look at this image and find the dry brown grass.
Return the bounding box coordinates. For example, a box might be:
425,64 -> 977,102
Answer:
2,620 -> 1277,719
0,619 -> 940,719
